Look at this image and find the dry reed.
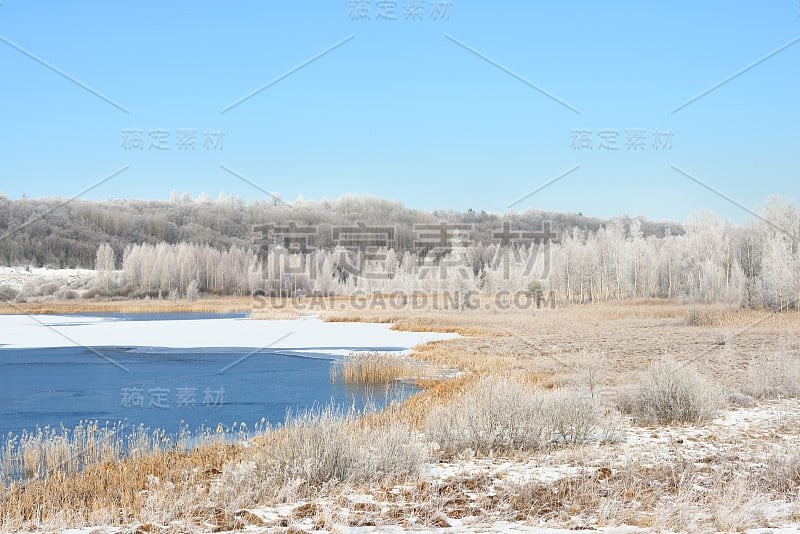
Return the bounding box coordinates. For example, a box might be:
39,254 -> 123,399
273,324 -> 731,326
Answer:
329,352 -> 429,384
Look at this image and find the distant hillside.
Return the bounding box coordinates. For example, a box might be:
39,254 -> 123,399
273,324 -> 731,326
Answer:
0,195 -> 683,269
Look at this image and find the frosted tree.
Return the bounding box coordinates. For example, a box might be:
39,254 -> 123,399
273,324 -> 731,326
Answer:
606,219 -> 626,300
186,279 -> 199,301
757,197 -> 800,310
103,200 -> 799,309
94,243 -> 115,291
384,248 -> 399,278
628,218 -> 644,298
314,255 -> 334,295
122,244 -> 139,288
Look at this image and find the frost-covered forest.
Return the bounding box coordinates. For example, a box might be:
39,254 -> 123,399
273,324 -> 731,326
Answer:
2,195 -> 798,309
110,199 -> 797,310
0,194 -> 676,268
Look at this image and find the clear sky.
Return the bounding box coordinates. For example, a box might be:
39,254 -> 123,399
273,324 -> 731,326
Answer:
0,1 -> 798,222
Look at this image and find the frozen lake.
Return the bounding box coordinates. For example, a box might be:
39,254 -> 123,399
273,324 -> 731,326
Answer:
0,313 -> 457,438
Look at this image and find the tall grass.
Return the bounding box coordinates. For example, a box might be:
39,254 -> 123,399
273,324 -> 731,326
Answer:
330,352 -> 427,384
0,431 -> 241,529
0,421 -> 242,487
685,305 -> 741,327
2,421 -> 134,484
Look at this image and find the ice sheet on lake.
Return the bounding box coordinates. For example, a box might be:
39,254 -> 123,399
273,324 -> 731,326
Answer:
0,314 -> 458,357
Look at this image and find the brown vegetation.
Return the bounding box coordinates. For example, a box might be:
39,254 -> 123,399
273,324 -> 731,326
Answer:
329,352 -> 429,385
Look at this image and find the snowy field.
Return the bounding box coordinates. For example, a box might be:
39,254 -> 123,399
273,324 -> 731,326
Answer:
0,314 -> 458,356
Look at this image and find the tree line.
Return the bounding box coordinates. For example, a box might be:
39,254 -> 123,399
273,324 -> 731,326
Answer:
87,196 -> 800,310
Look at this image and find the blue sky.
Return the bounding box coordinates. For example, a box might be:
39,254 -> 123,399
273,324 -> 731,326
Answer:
0,1 -> 798,222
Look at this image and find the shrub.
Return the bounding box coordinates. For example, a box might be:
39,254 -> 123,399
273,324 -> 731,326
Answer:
741,351 -> 800,399
261,406 -> 426,488
35,282 -> 59,296
542,389 -> 603,445
627,359 -> 723,424
83,287 -> 109,299
54,288 -> 78,300
426,375 -> 606,456
0,284 -> 18,302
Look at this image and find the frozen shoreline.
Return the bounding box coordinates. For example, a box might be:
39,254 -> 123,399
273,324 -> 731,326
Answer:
0,314 -> 458,355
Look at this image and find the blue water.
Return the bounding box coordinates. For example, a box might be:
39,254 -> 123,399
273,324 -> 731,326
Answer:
0,313 -> 414,440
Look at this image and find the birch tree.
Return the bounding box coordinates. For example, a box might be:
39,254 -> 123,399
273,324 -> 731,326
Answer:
94,243 -> 115,291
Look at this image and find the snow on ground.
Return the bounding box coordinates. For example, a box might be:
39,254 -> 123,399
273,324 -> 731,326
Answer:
222,400 -> 800,533
619,397 -> 800,469
22,401 -> 800,533
0,266 -> 96,292
0,314 -> 458,356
